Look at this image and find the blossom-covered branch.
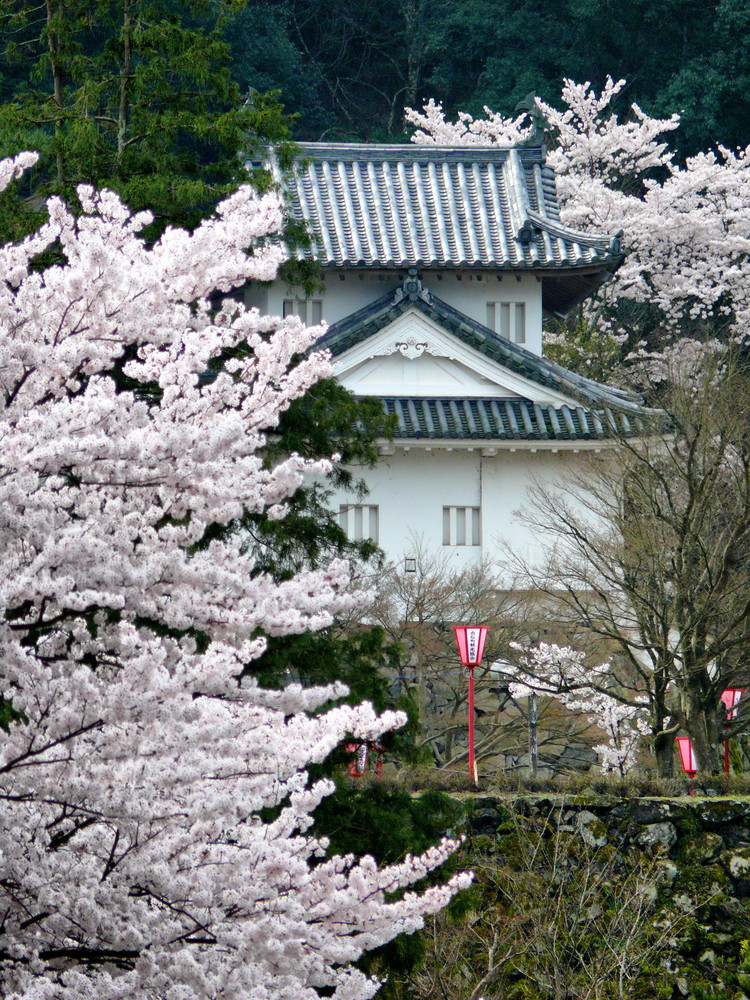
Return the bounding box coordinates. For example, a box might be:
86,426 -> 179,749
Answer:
505,643 -> 648,775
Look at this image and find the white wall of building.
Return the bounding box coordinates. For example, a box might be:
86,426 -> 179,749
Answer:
330,446 -> 587,576
245,270 -> 544,356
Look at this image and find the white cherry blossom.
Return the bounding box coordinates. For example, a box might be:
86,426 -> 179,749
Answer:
506,643 -> 648,775
407,78 -> 750,343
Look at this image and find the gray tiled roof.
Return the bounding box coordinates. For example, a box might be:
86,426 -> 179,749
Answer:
381,396 -> 642,442
290,143 -> 623,271
317,278 -> 644,416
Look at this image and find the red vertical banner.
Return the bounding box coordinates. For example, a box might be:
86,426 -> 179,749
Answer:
676,737 -> 697,793
721,689 -> 743,778
454,626 -> 489,787
721,688 -> 743,719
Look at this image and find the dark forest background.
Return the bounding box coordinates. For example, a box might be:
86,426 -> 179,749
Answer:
238,0 -> 749,155
2,0 -> 748,183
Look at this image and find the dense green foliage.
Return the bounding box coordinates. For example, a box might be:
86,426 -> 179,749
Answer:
0,0 -> 295,241
232,0 -> 750,155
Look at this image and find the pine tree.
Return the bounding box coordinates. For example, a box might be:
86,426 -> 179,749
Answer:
0,0 -> 294,240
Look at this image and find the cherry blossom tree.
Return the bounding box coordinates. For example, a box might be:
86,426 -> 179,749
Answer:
407,78 -> 750,352
0,153 -> 468,1000
503,643 -> 648,776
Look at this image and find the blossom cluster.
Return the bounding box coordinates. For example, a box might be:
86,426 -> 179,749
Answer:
505,643 -> 648,774
407,79 -> 750,343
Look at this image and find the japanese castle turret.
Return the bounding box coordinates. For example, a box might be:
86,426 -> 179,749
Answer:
247,142 -> 639,569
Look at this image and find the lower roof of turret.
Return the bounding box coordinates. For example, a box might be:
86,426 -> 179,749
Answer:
315,279 -> 655,442
377,396 -> 643,442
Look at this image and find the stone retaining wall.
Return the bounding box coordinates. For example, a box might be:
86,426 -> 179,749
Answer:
464,795 -> 750,997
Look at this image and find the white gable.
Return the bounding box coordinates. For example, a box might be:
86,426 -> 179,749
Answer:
332,307 -> 578,406
343,352 -> 516,396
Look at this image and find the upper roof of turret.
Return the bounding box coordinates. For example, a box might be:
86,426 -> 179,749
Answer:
285,142 -> 623,279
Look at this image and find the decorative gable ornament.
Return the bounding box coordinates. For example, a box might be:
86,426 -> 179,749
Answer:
387,336 -> 430,360
394,271 -> 432,304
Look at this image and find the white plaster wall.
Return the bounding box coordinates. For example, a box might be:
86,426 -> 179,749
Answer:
246,270 -> 544,356
340,351 -> 520,398
334,449 -> 481,571
480,450 -> 572,576
328,447 -> 585,574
